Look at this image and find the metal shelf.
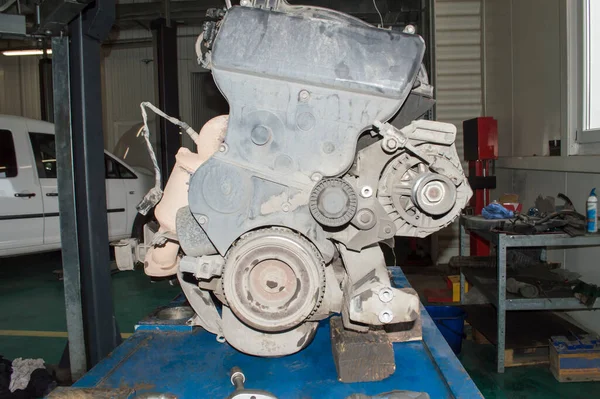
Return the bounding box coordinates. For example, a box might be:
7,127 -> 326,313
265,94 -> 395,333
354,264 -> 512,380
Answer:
462,268 -> 600,311
459,215 -> 600,373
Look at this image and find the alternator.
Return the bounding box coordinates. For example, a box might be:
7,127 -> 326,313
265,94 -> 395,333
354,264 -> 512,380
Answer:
144,1 -> 472,358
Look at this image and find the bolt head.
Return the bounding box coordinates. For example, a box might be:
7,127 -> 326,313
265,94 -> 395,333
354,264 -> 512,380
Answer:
379,309 -> 394,324
281,202 -> 291,212
423,181 -> 444,203
311,173 -> 322,182
240,0 -> 251,6
198,215 -> 208,224
378,288 -> 394,303
299,89 -> 310,101
360,186 -> 373,198
386,138 -> 398,150
219,143 -> 228,153
359,212 -> 372,224
403,24 -> 416,34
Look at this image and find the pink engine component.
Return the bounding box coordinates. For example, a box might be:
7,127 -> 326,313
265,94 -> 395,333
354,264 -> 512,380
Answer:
144,115 -> 228,277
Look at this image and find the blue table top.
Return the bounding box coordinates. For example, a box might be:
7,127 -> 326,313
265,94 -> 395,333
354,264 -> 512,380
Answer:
74,267 -> 483,399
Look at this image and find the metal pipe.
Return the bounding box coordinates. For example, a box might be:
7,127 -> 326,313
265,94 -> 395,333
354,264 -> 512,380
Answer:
163,0 -> 171,27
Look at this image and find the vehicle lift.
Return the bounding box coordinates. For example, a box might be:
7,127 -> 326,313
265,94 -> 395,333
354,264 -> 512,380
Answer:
7,0 -> 486,397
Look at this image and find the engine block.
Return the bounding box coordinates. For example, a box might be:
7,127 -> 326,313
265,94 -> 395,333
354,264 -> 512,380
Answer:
144,1 -> 472,357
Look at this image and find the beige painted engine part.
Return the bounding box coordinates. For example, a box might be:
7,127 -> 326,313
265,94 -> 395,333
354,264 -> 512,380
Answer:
144,115 -> 228,277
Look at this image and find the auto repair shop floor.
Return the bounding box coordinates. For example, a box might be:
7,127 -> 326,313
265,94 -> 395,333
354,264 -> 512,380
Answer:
1,253 -> 600,399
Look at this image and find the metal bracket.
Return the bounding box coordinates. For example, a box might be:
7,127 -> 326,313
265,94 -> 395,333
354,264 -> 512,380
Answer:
374,119 -> 458,164
179,255 -> 225,280
338,246 -> 420,330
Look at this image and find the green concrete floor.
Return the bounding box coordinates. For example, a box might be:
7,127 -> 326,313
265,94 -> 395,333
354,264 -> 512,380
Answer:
0,252 -> 180,363
1,253 -> 600,398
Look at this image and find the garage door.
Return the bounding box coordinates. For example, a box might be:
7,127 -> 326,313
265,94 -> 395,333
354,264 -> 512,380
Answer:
434,0 -> 483,264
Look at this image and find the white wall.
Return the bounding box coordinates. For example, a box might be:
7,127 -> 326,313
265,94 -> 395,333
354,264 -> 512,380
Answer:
0,56 -> 41,120
434,0 -> 484,264
484,0 -> 600,334
0,25 -> 204,152
101,26 -> 204,151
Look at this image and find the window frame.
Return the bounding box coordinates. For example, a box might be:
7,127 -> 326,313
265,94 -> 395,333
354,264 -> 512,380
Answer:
0,129 -> 18,179
576,0 -> 600,145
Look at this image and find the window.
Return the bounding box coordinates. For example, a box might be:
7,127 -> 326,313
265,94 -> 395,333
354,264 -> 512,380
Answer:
0,130 -> 18,178
105,155 -> 120,179
29,132 -> 57,179
581,0 -> 600,143
105,154 -> 137,179
117,162 -> 136,179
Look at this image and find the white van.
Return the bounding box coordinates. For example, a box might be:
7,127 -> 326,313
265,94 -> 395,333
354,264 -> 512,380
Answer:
0,115 -> 154,257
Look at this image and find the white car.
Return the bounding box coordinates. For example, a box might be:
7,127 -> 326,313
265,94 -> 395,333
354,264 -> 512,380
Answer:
0,115 -> 154,257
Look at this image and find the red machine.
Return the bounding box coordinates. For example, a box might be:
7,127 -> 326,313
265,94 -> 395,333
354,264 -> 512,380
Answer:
463,117 -> 498,256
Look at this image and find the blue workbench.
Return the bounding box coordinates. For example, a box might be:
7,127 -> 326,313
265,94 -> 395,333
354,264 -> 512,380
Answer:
74,267 -> 483,398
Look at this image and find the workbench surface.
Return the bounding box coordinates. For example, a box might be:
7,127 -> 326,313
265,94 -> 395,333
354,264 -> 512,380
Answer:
74,268 -> 483,398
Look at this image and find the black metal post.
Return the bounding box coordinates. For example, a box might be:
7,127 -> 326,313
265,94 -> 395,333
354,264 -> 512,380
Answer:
52,36 -> 87,380
151,18 -> 180,181
53,0 -> 119,377
39,55 -> 54,122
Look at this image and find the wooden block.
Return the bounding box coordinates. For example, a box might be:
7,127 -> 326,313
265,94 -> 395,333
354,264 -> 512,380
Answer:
505,347 -> 549,368
473,328 -> 491,345
471,326 -> 549,367
385,319 -> 422,343
330,316 -> 395,383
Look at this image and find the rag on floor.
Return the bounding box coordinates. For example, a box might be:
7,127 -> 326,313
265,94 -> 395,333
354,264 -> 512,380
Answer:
8,359 -> 45,393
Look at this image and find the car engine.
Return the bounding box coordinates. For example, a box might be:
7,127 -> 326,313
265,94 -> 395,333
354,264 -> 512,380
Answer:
142,0 -> 472,357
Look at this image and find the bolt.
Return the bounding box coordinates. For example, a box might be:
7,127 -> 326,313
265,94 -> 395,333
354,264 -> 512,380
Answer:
360,186 -> 373,198
299,90 -> 310,102
379,309 -> 394,324
198,215 -> 208,224
384,226 -> 392,235
359,212 -> 371,224
311,173 -> 322,182
219,143 -> 228,153
379,288 -> 394,303
425,187 -> 442,202
282,202 -> 291,212
240,0 -> 251,6
386,138 -> 398,150
403,24 -> 416,34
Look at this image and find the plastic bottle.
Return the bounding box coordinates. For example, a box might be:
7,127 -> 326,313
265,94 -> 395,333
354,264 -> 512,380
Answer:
587,188 -> 598,233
